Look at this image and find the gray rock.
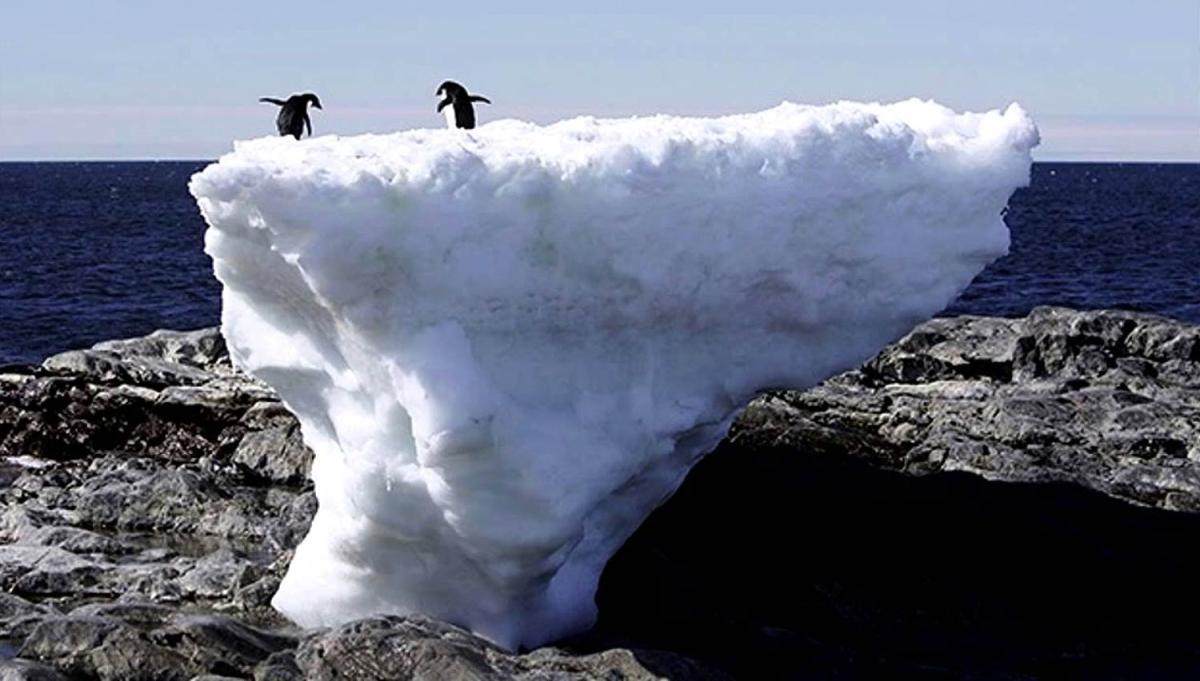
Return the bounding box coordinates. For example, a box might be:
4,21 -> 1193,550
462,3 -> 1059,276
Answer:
17,526 -> 130,555
232,426 -> 310,486
5,312 -> 1199,680
18,615 -> 191,681
240,401 -> 300,431
159,615 -> 297,677
105,560 -> 192,604
70,461 -> 288,542
744,307 -> 1200,511
0,506 -> 55,544
0,594 -> 59,639
265,491 -> 317,552
291,615 -> 725,681
89,327 -> 230,372
177,549 -> 262,600
233,575 -> 282,611
0,594 -> 57,622
253,651 -> 301,681
293,615 -> 503,681
0,546 -> 102,597
510,646 -> 730,680
74,465 -> 215,533
0,659 -> 68,681
42,350 -> 213,390
68,602 -> 175,626
1,327 -> 291,465
17,613 -> 292,681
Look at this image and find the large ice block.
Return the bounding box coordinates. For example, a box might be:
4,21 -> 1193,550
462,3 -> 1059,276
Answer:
190,99 -> 1038,649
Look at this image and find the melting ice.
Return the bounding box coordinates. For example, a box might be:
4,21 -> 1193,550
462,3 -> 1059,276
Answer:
190,99 -> 1038,649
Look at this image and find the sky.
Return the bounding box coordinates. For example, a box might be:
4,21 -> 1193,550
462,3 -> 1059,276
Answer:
1,1 -> 1196,161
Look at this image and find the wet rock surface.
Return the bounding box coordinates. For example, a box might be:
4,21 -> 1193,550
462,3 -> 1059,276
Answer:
1,308 -> 1199,679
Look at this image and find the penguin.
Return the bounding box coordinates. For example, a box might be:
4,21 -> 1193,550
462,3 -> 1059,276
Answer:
436,81 -> 491,130
259,93 -> 323,140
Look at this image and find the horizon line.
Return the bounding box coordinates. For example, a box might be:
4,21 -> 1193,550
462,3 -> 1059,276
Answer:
1,157 -> 1197,165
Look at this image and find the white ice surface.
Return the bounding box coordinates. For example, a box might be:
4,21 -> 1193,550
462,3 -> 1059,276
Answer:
190,99 -> 1037,650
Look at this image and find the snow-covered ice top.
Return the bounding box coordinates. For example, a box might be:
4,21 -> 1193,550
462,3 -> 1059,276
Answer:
191,100 -> 1037,650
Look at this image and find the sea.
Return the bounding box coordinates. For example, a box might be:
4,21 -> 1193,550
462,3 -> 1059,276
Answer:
0,162 -> 1197,366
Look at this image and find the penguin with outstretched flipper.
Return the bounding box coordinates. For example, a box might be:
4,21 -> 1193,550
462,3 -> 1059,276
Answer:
259,93 -> 323,140
436,81 -> 491,130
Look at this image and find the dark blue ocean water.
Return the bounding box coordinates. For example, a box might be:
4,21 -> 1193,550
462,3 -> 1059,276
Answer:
0,162 -> 1197,365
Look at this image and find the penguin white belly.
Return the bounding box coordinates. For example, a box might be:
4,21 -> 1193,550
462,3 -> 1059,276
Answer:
443,106 -> 457,129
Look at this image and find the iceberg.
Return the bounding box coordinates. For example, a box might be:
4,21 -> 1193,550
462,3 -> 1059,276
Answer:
190,99 -> 1038,650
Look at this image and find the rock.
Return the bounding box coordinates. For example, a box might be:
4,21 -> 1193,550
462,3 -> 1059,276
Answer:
37,328 -> 231,390
233,575 -> 282,611
18,526 -> 130,555
0,594 -> 58,639
292,616 -> 502,680
73,465 -> 214,532
42,350 -> 213,390
158,615 -> 296,677
105,560 -> 193,604
239,401 -> 298,431
264,491 -> 317,552
17,614 -> 292,681
68,602 -> 176,626
748,307 -> 1200,511
253,651 -> 302,681
0,546 -> 102,597
0,506 -> 57,544
0,594 -> 57,622
176,549 -> 262,600
512,647 -> 731,680
4,311 -> 1200,680
12,606 -> 717,681
0,659 -> 69,681
232,426 -> 309,486
18,615 -> 191,681
70,460 -> 287,541
89,328 -> 230,372
589,308 -> 1200,679
0,327 -> 296,466
291,615 -> 724,681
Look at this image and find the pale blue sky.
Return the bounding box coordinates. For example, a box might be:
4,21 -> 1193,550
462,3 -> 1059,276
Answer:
1,1 -> 1196,160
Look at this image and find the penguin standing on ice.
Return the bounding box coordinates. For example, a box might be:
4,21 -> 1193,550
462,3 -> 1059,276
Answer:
259,93 -> 323,140
436,81 -> 491,130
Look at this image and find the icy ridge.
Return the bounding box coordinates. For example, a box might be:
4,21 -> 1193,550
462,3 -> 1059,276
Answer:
190,99 -> 1037,649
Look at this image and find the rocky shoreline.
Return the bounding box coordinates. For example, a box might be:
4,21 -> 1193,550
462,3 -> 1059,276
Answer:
1,306 -> 1198,679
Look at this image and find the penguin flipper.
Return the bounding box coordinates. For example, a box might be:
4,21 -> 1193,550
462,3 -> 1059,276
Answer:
304,113 -> 312,138
259,97 -> 286,106
437,98 -> 451,113
469,95 -> 491,104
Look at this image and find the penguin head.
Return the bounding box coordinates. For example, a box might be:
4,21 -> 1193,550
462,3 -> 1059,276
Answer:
436,81 -> 466,100
303,93 -> 323,110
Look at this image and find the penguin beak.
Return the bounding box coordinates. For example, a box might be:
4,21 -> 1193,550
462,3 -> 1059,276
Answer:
313,102 -> 323,110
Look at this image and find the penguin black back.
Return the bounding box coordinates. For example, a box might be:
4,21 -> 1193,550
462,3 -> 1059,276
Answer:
436,81 -> 491,130
259,93 -> 323,140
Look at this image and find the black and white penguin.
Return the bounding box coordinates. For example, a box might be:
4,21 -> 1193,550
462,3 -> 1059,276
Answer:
259,93 -> 323,140
436,81 -> 491,130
